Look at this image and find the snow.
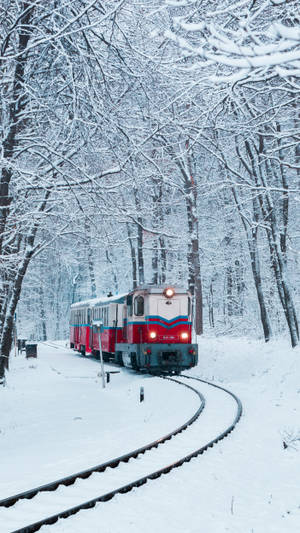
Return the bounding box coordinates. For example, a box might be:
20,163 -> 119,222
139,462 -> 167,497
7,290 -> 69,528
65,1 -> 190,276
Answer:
71,293 -> 127,308
0,343 -> 199,499
1,337 -> 300,532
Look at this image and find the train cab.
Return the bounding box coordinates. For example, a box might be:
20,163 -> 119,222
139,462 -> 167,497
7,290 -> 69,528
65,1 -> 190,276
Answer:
115,285 -> 198,374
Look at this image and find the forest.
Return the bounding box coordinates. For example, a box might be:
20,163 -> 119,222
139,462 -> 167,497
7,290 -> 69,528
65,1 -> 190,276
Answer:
0,0 -> 299,382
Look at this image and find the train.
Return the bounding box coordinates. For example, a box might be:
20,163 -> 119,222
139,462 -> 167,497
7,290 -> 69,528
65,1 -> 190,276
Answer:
69,285 -> 198,374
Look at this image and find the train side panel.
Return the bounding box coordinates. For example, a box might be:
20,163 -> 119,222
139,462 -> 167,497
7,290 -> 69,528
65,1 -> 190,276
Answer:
70,287 -> 198,374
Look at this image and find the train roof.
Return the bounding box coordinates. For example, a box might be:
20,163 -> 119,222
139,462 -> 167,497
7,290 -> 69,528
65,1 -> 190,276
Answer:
131,285 -> 189,295
71,293 -> 127,309
71,286 -> 190,309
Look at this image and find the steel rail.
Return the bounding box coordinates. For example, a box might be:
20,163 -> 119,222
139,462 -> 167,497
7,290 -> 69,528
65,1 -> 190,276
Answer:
7,376 -> 242,533
40,342 -> 69,350
0,378 -> 204,510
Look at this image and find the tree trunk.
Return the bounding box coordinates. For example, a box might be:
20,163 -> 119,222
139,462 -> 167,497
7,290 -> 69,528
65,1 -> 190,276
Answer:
87,247 -> 97,299
105,250 -> 118,293
39,285 -> 47,341
85,220 -> 97,298
152,240 -> 158,284
126,223 -> 137,289
137,220 -> 144,285
185,193 -> 203,335
208,281 -> 214,328
0,244 -> 35,382
0,3 -> 34,255
159,236 -> 167,284
231,184 -> 272,342
245,138 -> 298,346
181,155 -> 203,336
226,265 -> 233,317
133,188 -> 144,286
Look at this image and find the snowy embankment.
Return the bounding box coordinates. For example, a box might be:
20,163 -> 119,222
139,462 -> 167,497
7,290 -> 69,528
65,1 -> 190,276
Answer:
1,337 -> 300,532
0,342 -> 199,500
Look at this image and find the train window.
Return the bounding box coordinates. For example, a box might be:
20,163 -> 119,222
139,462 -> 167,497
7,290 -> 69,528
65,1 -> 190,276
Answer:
134,295 -> 144,316
127,295 -> 133,316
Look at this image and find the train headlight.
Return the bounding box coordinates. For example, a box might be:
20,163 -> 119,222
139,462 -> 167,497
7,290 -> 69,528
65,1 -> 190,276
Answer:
164,287 -> 175,298
149,331 -> 157,339
181,332 -> 188,340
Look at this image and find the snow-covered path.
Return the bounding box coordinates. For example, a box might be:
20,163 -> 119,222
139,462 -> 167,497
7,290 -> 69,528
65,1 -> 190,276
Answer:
1,337 -> 300,533
0,342 -> 199,499
0,375 -> 238,532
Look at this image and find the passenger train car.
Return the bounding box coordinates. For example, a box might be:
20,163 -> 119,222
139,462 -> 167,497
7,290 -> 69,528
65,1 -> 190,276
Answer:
70,285 -> 198,374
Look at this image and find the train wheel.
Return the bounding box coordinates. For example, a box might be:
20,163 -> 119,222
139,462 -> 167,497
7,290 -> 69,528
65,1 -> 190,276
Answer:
130,353 -> 138,370
115,351 -> 124,366
80,345 -> 86,357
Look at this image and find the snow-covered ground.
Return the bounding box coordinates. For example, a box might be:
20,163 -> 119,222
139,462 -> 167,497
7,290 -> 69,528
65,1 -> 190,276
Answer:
1,337 -> 300,532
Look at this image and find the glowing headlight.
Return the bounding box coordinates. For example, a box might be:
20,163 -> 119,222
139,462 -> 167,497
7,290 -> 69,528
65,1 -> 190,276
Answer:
181,332 -> 188,340
149,331 -> 157,339
164,287 -> 175,298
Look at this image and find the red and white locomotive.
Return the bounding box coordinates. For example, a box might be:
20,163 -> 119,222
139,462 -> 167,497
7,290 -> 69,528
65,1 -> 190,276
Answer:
70,285 -> 198,374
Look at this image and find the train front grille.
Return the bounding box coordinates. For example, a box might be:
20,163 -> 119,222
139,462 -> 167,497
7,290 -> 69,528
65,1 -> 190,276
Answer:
161,351 -> 180,364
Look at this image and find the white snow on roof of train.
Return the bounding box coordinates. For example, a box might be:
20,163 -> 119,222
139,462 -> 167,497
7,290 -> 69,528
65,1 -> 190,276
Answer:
71,293 -> 128,308
71,286 -> 190,309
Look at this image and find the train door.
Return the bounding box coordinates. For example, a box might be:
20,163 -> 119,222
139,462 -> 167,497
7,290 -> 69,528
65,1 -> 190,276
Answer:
90,307 -> 94,351
122,304 -> 128,341
75,310 -> 79,345
87,308 -> 91,352
110,304 -> 118,352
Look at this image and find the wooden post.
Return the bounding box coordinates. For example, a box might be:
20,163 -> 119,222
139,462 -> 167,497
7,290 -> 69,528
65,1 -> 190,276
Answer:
140,386 -> 144,402
94,320 -> 105,389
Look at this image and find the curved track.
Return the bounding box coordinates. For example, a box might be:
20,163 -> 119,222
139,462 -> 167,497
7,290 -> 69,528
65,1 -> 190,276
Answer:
0,376 -> 242,533
0,377 -> 204,531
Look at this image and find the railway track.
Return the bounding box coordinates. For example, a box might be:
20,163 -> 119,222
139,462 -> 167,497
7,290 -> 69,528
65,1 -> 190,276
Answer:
0,375 -> 242,533
40,342 -> 70,351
